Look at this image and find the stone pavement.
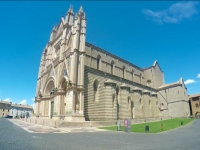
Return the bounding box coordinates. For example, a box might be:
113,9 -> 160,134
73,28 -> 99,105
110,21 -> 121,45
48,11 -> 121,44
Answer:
1,118 -> 200,150
8,119 -> 107,133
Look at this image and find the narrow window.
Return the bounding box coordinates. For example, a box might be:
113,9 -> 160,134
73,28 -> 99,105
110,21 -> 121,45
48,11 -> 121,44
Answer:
139,99 -> 142,108
111,61 -> 114,75
149,100 -> 151,109
97,55 -> 101,70
132,70 -> 134,81
112,94 -> 115,108
128,97 -> 130,109
123,66 -> 125,78
93,80 -> 99,102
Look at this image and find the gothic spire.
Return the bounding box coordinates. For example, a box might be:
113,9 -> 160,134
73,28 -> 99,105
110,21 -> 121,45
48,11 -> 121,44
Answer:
78,6 -> 84,16
65,5 -> 74,26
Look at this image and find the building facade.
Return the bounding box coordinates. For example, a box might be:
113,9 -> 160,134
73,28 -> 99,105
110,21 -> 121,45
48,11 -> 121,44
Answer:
9,104 -> 33,118
0,100 -> 33,118
189,93 -> 200,117
35,6 -> 190,121
0,100 -> 11,117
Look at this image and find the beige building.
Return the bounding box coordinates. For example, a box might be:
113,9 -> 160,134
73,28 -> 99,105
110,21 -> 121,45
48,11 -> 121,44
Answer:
0,100 -> 11,117
0,100 -> 33,118
35,6 -> 190,121
189,93 -> 200,117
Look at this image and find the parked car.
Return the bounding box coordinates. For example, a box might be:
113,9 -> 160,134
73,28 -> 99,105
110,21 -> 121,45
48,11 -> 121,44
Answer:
4,115 -> 13,118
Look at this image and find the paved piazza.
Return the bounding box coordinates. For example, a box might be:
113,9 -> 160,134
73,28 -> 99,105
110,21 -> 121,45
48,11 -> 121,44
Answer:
0,118 -> 200,150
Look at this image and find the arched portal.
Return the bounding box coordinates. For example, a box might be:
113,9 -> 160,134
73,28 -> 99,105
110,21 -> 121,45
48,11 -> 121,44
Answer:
45,79 -> 55,96
44,79 -> 55,118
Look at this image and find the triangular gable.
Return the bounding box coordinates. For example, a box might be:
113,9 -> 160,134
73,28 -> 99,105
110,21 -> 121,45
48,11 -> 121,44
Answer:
45,64 -> 55,83
153,60 -> 163,73
58,62 -> 69,88
55,20 -> 64,37
179,77 -> 187,90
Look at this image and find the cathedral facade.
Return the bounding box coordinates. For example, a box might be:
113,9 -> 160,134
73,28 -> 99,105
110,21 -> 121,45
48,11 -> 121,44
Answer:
35,6 -> 190,121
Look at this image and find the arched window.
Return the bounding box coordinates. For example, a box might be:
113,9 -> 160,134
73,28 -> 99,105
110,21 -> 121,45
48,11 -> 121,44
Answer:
97,55 -> 101,70
149,100 -> 151,109
93,80 -> 99,102
122,66 -> 125,78
111,60 -> 114,75
139,99 -> 142,108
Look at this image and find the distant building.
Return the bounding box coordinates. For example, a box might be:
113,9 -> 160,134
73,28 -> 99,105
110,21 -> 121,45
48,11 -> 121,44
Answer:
0,100 -> 33,118
35,6 -> 190,121
0,100 -> 11,117
9,104 -> 33,118
189,93 -> 200,117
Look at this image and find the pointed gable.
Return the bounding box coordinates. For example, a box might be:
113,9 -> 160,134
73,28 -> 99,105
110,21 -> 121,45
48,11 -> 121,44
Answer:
153,60 -> 163,73
55,20 -> 64,37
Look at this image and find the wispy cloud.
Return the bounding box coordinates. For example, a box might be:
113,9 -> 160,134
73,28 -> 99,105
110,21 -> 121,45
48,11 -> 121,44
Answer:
142,1 -> 199,24
4,98 -> 10,102
184,79 -> 196,85
19,100 -> 27,105
197,74 -> 200,78
31,98 -> 35,101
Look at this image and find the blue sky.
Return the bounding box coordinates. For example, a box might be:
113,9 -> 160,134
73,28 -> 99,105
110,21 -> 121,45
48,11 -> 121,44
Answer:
0,1 -> 199,107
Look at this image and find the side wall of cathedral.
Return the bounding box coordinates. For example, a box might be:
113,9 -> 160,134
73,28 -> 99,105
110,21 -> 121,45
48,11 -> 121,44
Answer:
84,66 -> 160,121
84,43 -> 161,121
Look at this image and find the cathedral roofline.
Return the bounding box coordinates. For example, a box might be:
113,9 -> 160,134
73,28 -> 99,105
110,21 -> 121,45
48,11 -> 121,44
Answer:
158,77 -> 186,90
142,60 -> 164,73
85,42 -> 144,71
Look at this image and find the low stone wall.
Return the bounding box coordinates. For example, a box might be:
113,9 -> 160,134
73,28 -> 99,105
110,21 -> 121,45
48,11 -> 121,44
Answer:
19,118 -> 64,128
19,117 -> 171,128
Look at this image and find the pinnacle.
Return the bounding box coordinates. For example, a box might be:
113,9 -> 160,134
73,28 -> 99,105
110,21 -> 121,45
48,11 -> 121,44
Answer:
67,5 -> 74,14
79,6 -> 83,13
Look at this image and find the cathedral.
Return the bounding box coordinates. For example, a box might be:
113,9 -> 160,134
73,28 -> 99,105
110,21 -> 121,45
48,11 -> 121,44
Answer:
35,6 -> 190,121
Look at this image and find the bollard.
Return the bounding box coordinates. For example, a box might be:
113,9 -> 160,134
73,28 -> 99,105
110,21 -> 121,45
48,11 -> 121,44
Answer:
161,124 -> 164,130
181,121 -> 183,125
117,119 -> 121,131
145,125 -> 149,132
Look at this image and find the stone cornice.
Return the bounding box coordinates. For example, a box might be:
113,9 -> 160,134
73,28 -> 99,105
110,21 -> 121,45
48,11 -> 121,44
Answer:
84,66 -> 158,92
